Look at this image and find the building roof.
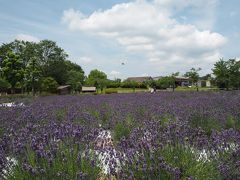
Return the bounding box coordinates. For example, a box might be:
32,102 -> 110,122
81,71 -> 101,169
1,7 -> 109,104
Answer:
175,76 -> 190,81
126,76 -> 152,83
82,86 -> 96,91
57,85 -> 70,90
152,76 -> 163,80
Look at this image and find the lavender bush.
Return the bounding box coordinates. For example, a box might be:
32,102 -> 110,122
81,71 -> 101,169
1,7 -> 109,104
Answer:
0,91 -> 240,179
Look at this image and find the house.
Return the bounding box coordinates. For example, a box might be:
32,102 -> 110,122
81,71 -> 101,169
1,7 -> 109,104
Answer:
152,76 -> 162,81
126,76 -> 153,83
57,85 -> 71,95
175,76 -> 190,86
82,86 -> 96,93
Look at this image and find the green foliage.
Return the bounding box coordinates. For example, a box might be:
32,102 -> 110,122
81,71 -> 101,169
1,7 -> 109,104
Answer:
113,115 -> 134,142
105,89 -> 118,94
185,68 -> 201,91
121,80 -> 138,88
40,77 -> 58,93
1,52 -> 25,93
86,69 -> 108,92
0,78 -> 10,91
160,144 -> 220,180
66,70 -> 84,92
106,79 -> 121,88
225,116 -> 240,129
212,58 -> 240,89
190,115 -> 221,135
156,76 -> 174,89
113,121 -> 131,142
6,143 -> 100,180
0,39 -> 85,94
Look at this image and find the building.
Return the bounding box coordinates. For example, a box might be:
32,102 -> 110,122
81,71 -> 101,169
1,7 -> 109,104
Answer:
152,76 -> 162,81
126,76 -> 153,83
175,76 -> 190,86
82,86 -> 96,93
57,85 -> 71,95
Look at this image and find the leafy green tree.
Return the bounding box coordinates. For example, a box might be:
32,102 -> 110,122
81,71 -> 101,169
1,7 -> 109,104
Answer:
0,78 -> 10,92
121,80 -> 139,91
86,69 -> 107,92
65,60 -> 84,73
228,59 -> 240,89
170,72 -> 179,91
212,59 -> 230,89
66,70 -> 84,93
40,77 -> 58,93
1,52 -> 25,93
106,79 -> 121,88
185,68 -> 201,91
156,76 -> 173,89
37,40 -> 68,85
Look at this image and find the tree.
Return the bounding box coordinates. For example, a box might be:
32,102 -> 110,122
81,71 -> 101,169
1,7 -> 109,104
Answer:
0,78 -> 10,93
66,70 -> 85,93
1,52 -> 25,93
40,77 -> 58,93
212,59 -> 229,89
37,40 -> 69,85
228,59 -> 240,89
106,79 -> 121,88
185,68 -> 201,91
171,72 -> 179,91
156,76 -> 173,89
86,69 -> 108,92
121,80 -> 138,91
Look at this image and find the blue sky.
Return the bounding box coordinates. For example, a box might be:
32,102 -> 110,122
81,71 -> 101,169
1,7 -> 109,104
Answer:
0,0 -> 239,79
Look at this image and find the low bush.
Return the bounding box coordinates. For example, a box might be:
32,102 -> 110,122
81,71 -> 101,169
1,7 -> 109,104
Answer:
105,89 -> 118,94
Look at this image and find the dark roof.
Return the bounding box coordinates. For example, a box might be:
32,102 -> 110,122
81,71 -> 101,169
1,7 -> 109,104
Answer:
126,76 -> 152,83
57,85 -> 70,90
175,76 -> 190,82
152,76 -> 163,80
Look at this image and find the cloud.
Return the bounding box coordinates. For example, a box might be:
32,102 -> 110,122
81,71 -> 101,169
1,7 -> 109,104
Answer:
62,0 -> 226,73
110,70 -> 120,75
15,34 -> 40,42
79,56 -> 93,64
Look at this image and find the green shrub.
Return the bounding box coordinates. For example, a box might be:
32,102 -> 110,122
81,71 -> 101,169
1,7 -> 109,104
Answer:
105,89 -> 118,94
113,121 -> 131,141
190,115 -> 221,135
225,116 -> 240,129
6,142 -> 100,180
160,144 -> 220,180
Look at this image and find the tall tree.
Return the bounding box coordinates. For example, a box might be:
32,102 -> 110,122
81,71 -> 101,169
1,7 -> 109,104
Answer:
86,69 -> 107,92
37,40 -> 68,85
185,68 -> 201,91
66,70 -> 85,93
212,59 -> 230,90
1,52 -> 25,93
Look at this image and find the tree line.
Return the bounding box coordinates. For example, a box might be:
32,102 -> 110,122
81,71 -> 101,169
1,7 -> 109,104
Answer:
0,40 -> 85,95
0,39 -> 239,94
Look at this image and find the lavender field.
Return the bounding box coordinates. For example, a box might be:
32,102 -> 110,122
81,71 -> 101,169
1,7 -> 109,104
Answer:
0,91 -> 240,179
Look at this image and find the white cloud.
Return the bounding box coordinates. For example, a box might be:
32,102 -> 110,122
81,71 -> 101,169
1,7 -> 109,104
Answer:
15,34 -> 40,42
141,73 -> 149,76
79,56 -> 93,64
110,70 -> 120,75
62,0 -> 226,74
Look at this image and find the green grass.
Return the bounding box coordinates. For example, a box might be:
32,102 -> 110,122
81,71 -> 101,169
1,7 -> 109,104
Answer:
105,88 -> 148,93
189,115 -> 221,135
5,141 -> 100,180
175,86 -> 219,91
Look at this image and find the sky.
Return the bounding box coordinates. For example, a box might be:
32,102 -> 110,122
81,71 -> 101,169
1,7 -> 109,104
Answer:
0,0 -> 239,79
